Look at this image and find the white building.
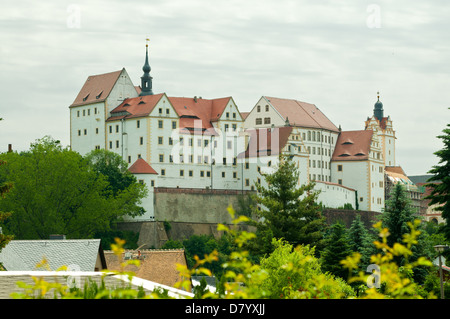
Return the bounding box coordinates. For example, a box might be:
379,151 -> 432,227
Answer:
69,45 -> 396,217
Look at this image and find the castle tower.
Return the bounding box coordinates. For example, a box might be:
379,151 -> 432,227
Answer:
139,38 -> 153,96
364,92 -> 396,167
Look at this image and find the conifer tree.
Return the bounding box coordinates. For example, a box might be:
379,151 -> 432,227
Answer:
320,222 -> 352,279
348,214 -> 377,267
249,154 -> 326,257
426,121 -> 450,241
383,183 -> 431,283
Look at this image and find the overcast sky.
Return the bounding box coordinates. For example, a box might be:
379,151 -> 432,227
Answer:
1,0 -> 449,176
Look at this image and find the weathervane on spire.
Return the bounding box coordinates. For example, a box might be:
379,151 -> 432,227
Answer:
139,36 -> 154,96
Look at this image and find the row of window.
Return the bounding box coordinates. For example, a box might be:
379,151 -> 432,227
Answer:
76,107 -> 99,117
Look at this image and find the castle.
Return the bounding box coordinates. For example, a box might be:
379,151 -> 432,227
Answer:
69,43 -> 401,223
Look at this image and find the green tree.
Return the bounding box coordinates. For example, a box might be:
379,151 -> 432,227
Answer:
0,136 -> 146,239
0,158 -> 14,256
85,149 -> 147,217
426,120 -> 450,241
249,154 -> 326,257
348,214 -> 377,267
383,183 -> 431,283
320,222 -> 353,279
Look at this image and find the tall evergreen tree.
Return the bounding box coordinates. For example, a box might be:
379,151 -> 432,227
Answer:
426,120 -> 450,241
321,222 -> 352,279
348,214 -> 377,267
249,154 -> 326,257
383,183 -> 431,283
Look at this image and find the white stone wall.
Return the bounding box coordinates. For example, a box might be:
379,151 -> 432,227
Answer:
70,101 -> 106,155
315,181 -> 356,209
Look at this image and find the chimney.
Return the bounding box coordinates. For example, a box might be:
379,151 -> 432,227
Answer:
8,144 -> 12,152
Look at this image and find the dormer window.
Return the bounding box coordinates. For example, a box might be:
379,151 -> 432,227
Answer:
96,91 -> 103,99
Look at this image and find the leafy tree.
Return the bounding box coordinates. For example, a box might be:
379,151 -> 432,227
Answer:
0,158 -> 14,255
249,154 -> 326,257
320,222 -> 353,279
0,136 -> 146,239
85,149 -> 147,217
426,120 -> 450,241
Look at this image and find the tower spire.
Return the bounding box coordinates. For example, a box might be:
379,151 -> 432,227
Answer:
373,91 -> 383,121
139,38 -> 153,96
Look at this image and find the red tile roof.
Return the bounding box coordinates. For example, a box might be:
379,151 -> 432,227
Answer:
265,96 -> 339,132
109,94 -> 233,135
70,69 -> 126,107
128,158 -> 158,174
238,126 -> 293,158
331,130 -> 373,161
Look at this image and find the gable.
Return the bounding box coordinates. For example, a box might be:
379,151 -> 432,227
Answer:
70,69 -> 123,107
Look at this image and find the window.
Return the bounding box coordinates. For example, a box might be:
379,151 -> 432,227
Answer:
206,171 -> 211,177
158,137 -> 163,145
224,124 -> 229,131
338,165 -> 343,172
245,179 -> 250,186
159,154 -> 164,162
116,140 -> 119,148
232,124 -> 237,131
96,128 -> 99,134
137,120 -> 140,128
338,179 -> 342,185
151,180 -> 155,187
172,121 -> 177,129
257,105 -> 261,112
265,105 -> 269,112
204,140 -> 209,147
200,171 -> 205,177
245,162 -> 249,169
158,108 -> 162,114
77,110 -> 80,117
78,130 -> 81,136
197,156 -> 202,164
223,157 -> 227,165
222,172 -> 226,178
180,170 -> 184,177
169,155 -> 173,163
161,169 -> 166,176
109,126 -> 112,134
109,141 -> 113,149
128,156 -> 131,163
169,137 -> 173,145
116,125 -> 119,133
204,156 -> 209,164
255,118 -> 262,125
198,139 -> 202,147
227,140 -> 232,149
233,112 -> 236,118
166,109 -> 169,115
158,120 -> 163,128
226,112 -> 229,118
233,172 -> 237,178
140,137 -> 144,145
264,117 -> 271,124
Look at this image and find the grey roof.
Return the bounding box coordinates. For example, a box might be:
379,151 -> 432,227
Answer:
0,239 -> 103,272
408,175 -> 435,185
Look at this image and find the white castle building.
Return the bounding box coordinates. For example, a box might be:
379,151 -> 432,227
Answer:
69,44 -> 395,220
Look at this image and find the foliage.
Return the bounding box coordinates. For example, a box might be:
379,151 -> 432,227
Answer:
383,183 -> 432,283
341,219 -> 434,298
320,222 -> 353,279
85,149 -> 147,217
0,137 -> 146,239
348,215 -> 378,268
426,121 -> 450,241
249,154 -> 326,258
0,157 -> 13,254
259,238 -> 355,299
